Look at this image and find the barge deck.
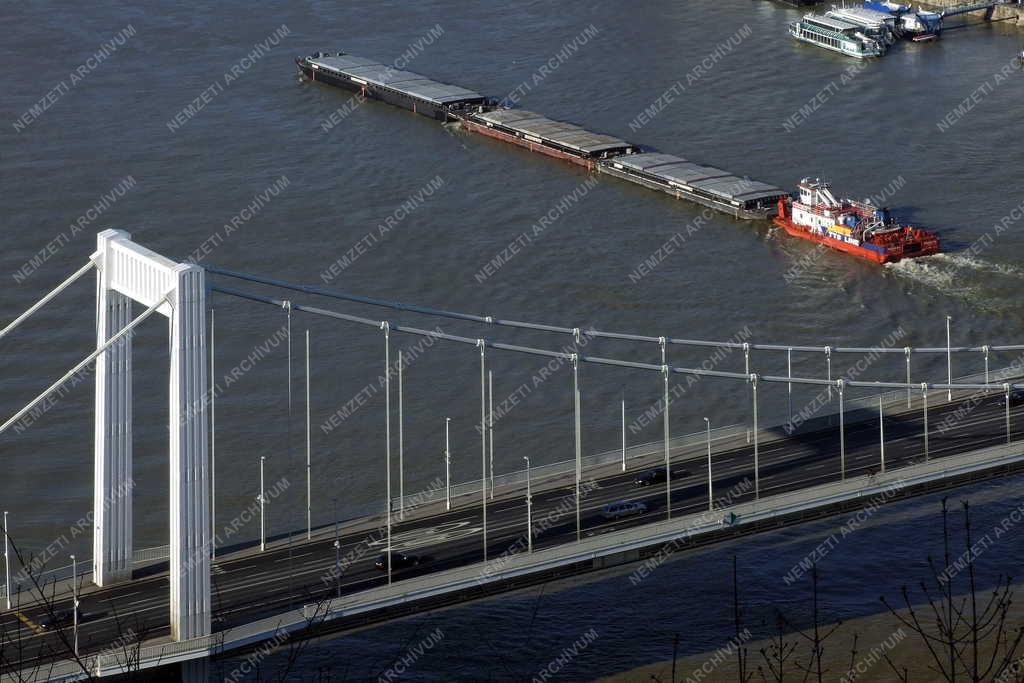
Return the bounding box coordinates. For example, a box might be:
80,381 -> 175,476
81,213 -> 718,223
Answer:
297,50 -> 785,220
297,53 -> 486,120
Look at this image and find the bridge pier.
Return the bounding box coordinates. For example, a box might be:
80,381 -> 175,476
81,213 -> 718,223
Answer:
168,264 -> 212,641
180,656 -> 210,683
93,232 -> 134,586
91,230 -> 211,642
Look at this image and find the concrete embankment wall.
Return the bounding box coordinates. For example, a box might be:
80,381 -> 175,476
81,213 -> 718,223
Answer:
915,0 -> 1024,26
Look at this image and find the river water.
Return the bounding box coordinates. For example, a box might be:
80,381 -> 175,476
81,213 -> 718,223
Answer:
2,0 -> 1023,679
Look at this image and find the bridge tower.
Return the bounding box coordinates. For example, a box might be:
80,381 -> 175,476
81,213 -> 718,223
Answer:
93,229 -> 211,641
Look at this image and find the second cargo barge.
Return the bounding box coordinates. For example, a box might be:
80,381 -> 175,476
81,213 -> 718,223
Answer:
598,152 -> 787,220
296,52 -> 487,120
296,50 -> 787,220
461,108 -> 638,170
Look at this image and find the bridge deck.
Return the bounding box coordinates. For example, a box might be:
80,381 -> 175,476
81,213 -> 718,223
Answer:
3,387 -> 1024,680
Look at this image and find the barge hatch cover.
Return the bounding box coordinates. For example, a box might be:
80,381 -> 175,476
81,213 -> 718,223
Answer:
612,152 -> 786,204
308,54 -> 484,106
473,109 -> 634,156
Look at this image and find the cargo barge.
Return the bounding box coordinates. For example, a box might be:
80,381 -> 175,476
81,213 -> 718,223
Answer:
294,50 -> 940,259
598,152 -> 788,220
773,178 -> 940,263
295,53 -> 487,121
461,109 -> 637,170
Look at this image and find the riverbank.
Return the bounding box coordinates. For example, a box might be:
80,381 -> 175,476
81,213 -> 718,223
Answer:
917,0 -> 1024,26
597,582 -> 1024,682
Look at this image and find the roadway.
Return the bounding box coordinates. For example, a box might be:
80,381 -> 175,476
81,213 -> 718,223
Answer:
2,390 -> 1022,675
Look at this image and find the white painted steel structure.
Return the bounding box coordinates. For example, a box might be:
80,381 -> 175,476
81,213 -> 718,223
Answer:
92,230 -> 210,642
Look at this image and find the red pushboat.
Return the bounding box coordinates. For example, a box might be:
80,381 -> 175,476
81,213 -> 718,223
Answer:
773,178 -> 940,264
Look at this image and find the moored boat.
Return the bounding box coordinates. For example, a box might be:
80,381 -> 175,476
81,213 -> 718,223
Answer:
773,178 -> 940,263
827,6 -> 897,44
789,14 -> 886,58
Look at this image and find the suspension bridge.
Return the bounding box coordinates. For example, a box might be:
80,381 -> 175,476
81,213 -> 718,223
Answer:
2,230 -> 1024,681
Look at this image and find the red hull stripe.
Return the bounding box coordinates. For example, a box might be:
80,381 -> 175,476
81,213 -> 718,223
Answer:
773,217 -> 894,263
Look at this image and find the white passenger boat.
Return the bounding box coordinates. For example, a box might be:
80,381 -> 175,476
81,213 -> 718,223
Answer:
789,14 -> 886,58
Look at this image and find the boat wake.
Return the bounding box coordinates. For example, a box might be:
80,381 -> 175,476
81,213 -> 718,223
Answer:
886,252 -> 1024,313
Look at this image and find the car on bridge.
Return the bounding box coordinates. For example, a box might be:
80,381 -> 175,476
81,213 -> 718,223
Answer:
374,552 -> 423,571
38,606 -> 82,631
601,501 -> 648,520
633,467 -> 690,487
1009,388 -> 1024,406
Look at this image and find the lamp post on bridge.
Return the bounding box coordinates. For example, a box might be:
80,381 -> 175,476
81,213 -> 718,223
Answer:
333,496 -> 341,599
210,309 -> 216,561
838,379 -> 846,481
523,456 -> 533,553
662,365 -> 671,520
3,509 -> 9,610
751,374 -> 760,500
946,317 -> 954,405
306,329 -> 312,540
946,315 -> 953,403
1003,382 -> 1011,446
488,370 -> 494,500
922,383 -> 930,461
574,354 -> 583,539
384,322 -> 393,584
70,554 -> 78,656
398,348 -> 405,516
704,418 -> 712,512
445,417 -> 451,511
478,339 -> 488,563
259,456 -> 266,552
621,392 -> 627,472
879,396 -> 886,474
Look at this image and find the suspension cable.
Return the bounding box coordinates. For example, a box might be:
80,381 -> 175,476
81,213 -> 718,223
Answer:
0,260 -> 97,342
0,291 -> 169,436
204,264 -> 1024,355
210,285 -> 1022,393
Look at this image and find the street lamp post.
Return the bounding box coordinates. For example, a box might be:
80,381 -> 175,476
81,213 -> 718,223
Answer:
752,374 -> 760,499
3,511 -> 10,610
478,340 -> 488,563
398,349 -> 404,515
70,554 -> 78,656
306,329 -> 312,540
922,384 -> 930,461
493,370 -> 497,499
663,366 -> 671,520
946,316 -> 953,403
704,418 -> 712,511
333,497 -> 341,599
621,393 -> 626,472
838,379 -> 846,480
445,417 -> 451,510
259,456 -> 266,552
1003,382 -> 1011,446
210,309 -> 216,560
879,396 -> 886,473
523,456 -> 533,553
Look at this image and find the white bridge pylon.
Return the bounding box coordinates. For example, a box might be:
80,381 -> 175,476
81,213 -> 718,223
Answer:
93,229 -> 210,642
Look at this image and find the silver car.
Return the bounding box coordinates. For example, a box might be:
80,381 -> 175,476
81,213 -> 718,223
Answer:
601,501 -> 648,520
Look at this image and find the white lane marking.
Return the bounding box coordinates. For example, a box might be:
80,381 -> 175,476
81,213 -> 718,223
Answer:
366,521 -> 483,551
273,552 -> 314,563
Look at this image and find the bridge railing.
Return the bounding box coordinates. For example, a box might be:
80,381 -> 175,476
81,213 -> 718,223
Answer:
391,362 -> 1023,513
0,545 -> 170,609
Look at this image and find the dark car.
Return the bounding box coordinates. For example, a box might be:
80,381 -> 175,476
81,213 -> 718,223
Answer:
39,607 -> 81,631
374,552 -> 422,571
633,467 -> 690,487
1009,388 -> 1024,406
